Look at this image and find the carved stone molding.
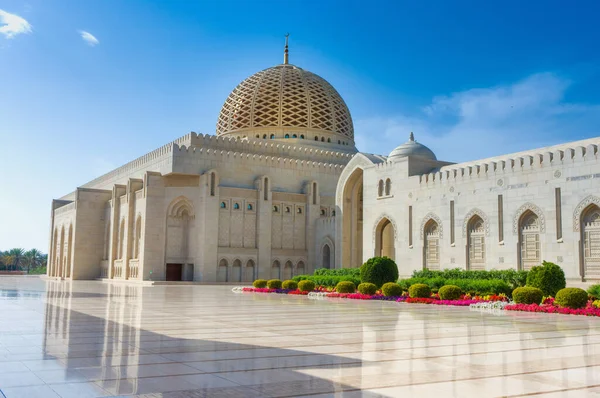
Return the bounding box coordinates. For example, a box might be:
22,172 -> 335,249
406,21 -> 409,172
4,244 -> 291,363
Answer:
512,202 -> 545,235
372,213 -> 398,245
573,195 -> 600,231
420,213 -> 443,240
462,208 -> 489,237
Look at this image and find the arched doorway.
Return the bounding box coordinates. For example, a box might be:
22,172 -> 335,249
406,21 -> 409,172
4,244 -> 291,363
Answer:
283,261 -> 293,280
296,261 -> 305,275
342,168 -> 363,267
271,260 -> 281,279
375,217 -> 395,260
467,215 -> 486,270
217,259 -> 228,282
322,244 -> 331,269
582,205 -> 600,278
424,219 -> 440,270
232,259 -> 242,282
519,211 -> 541,271
244,260 -> 255,282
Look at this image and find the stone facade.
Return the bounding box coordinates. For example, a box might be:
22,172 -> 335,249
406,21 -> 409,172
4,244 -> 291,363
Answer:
47,47 -> 600,283
336,135 -> 600,280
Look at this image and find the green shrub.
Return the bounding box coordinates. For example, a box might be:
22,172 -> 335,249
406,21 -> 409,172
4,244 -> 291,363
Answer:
359,257 -> 399,288
335,281 -> 356,293
555,287 -> 588,309
267,279 -> 282,289
357,282 -> 378,295
292,274 -> 360,287
253,279 -> 268,288
526,261 -> 566,297
408,283 -> 431,298
298,280 -> 316,292
381,282 -> 403,297
282,280 -> 298,290
411,268 -> 528,289
438,285 -> 462,300
313,268 -> 361,277
398,277 -> 511,296
512,287 -> 543,304
588,284 -> 600,299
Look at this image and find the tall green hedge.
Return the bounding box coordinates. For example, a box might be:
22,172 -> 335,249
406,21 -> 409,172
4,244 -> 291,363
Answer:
292,274 -> 360,287
398,277 -> 511,296
411,268 -> 528,289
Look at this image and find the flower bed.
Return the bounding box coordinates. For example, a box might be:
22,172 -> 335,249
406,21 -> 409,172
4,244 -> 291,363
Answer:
505,301 -> 600,316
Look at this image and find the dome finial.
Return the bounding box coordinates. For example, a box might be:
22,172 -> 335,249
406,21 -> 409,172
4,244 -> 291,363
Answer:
283,33 -> 289,64
409,132 -> 414,142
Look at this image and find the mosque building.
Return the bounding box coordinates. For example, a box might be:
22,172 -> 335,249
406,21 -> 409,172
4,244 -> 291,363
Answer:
47,39 -> 600,282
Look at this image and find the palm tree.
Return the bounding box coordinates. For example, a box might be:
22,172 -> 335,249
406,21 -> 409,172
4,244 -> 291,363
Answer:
23,249 -> 42,274
8,248 -> 25,271
2,254 -> 15,271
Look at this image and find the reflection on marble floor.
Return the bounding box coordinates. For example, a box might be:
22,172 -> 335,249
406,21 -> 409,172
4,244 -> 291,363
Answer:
1,278 -> 600,397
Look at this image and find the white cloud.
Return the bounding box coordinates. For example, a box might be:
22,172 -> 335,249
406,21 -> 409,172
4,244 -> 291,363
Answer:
0,9 -> 32,39
79,30 -> 99,46
355,73 -> 600,163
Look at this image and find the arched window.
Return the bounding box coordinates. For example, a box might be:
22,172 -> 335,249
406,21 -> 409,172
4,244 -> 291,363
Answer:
327,138 -> 331,143
315,136 -> 319,141
118,218 -> 126,259
321,137 -> 325,142
297,207 -> 303,214
255,135 -> 259,138
270,134 -> 275,139
321,209 -> 326,216
385,178 -> 391,196
217,259 -> 228,282
247,203 -> 253,211
263,134 -> 267,139
244,260 -> 255,282
133,215 -> 142,259
467,215 -> 486,270
332,210 -> 336,216
300,135 -> 304,139
519,211 -> 540,270
378,180 -> 384,197
283,261 -> 293,279
338,140 -> 341,144
285,206 -> 291,213
232,259 -> 242,282
264,177 -> 269,201
285,134 -> 290,138
296,261 -> 305,275
312,182 -> 317,205
322,245 -> 331,269
424,220 -> 440,270
220,202 -> 227,209
273,205 -> 279,212
292,134 -> 297,138
583,205 -> 600,277
271,260 -> 281,279
233,203 -> 240,210
210,172 -> 215,196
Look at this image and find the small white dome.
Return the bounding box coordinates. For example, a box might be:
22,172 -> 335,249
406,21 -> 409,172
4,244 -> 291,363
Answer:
389,132 -> 436,160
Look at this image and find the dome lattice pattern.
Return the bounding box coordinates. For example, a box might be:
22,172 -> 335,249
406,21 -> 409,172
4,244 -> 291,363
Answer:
217,65 -> 354,139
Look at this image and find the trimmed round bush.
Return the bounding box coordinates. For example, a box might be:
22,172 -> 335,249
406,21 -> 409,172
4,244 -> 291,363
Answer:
526,261 -> 566,297
359,257 -> 399,288
381,282 -> 403,297
438,285 -> 462,300
555,287 -> 588,309
298,280 -> 316,292
408,283 -> 431,298
335,281 -> 356,293
357,282 -> 378,295
253,279 -> 268,288
512,286 -> 543,304
282,280 -> 298,290
267,279 -> 282,289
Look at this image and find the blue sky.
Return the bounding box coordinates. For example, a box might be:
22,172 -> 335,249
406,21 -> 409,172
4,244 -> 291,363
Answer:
1,0 -> 600,251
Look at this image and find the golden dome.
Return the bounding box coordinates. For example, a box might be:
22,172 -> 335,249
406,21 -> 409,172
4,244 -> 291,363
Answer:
216,64 -> 354,142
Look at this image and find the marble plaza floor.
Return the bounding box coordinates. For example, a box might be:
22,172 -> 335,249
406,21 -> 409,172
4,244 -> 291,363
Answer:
2,278 -> 600,397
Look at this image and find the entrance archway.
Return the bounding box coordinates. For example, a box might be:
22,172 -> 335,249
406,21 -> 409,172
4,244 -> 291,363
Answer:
467,215 -> 486,270
375,217 -> 395,261
582,205 -> 600,278
424,219 -> 440,270
342,168 -> 363,267
518,210 -> 541,271
322,244 -> 331,269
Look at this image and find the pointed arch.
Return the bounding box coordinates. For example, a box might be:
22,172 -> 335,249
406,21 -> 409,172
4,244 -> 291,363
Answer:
271,259 -> 281,279
244,259 -> 256,282
462,208 -> 489,237
373,214 -> 396,260
372,213 -> 398,244
513,202 -> 545,235
320,235 -> 335,269
574,195 -> 600,231
420,213 -> 443,239
217,258 -> 229,282
167,196 -> 195,219
66,224 -> 73,278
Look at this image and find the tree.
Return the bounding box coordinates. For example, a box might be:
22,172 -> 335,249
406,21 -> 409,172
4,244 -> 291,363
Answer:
2,253 -> 15,271
23,249 -> 42,274
8,248 -> 25,271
